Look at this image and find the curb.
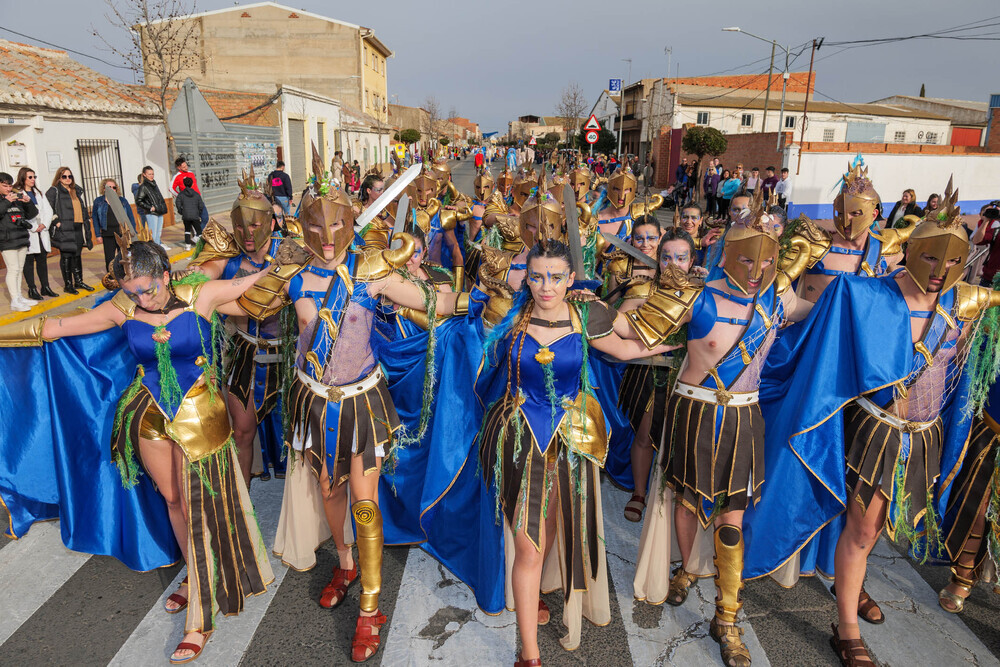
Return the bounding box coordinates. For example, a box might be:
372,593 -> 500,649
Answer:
0,247 -> 196,326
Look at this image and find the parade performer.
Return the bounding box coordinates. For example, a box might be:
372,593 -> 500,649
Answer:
465,166 -> 503,285
354,170 -> 394,249
0,226 -> 277,663
478,239 -> 673,666
429,154 -> 474,276
257,153 -> 467,662
675,203 -> 722,267
185,169 -> 292,482
740,180 -> 998,666
595,164 -> 663,241
568,158 -> 597,206
629,189 -> 814,667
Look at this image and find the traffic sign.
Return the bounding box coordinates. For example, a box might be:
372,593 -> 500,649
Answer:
609,78 -> 622,93
583,114 -> 601,131
528,136 -> 537,146
394,143 -> 406,159
585,130 -> 599,145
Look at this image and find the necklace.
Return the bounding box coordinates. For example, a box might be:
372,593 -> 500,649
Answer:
529,317 -> 571,328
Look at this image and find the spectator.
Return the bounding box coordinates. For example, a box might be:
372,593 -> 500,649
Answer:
972,201 -> 1000,285
134,166 -> 169,249
775,168 -> 792,211
675,157 -> 688,184
474,149 -> 484,169
92,177 -> 137,271
46,166 -> 94,294
268,161 -> 293,216
16,167 -> 56,300
717,169 -> 741,217
131,172 -> 143,201
733,163 -> 745,184
170,156 -> 208,229
761,166 -> 779,199
745,167 -> 761,196
885,188 -> 921,229
703,161 -> 721,219
922,193 -> 940,218
175,177 -> 206,248
0,171 -> 38,311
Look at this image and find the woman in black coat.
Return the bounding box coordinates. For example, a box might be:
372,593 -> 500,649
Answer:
884,188 -> 921,229
45,166 -> 94,294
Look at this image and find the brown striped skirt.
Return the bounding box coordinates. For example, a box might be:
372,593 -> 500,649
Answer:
226,332 -> 281,421
944,417 -> 999,568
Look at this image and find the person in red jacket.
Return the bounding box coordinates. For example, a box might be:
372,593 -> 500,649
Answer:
171,157 -> 209,227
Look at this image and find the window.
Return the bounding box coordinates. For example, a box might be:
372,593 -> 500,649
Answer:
784,115 -> 796,129
696,111 -> 710,125
822,129 -> 835,142
741,113 -> 753,127
893,131 -> 906,143
364,47 -> 368,66
925,132 -> 938,144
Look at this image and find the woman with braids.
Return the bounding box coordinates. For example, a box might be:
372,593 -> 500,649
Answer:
0,234 -> 280,663
478,239 -> 673,666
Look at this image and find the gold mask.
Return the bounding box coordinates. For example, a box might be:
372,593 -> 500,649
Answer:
905,178 -> 968,294
406,166 -> 439,208
608,166 -> 637,209
833,163 -> 880,240
519,173 -> 564,248
474,169 -> 494,201
497,169 -> 515,198
721,189 -> 781,294
569,164 -> 591,200
231,167 -> 274,253
429,159 -> 451,197
299,145 -> 355,259
512,169 -> 537,208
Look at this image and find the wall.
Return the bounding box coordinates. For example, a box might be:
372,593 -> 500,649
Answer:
787,150 -> 1000,219
361,36 -> 389,122
650,128 -> 787,190
278,88 -> 341,187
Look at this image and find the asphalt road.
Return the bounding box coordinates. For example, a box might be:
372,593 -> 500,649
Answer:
1,159 -> 998,666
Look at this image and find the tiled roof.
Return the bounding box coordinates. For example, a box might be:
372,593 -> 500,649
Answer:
129,86 -> 280,127
667,73 -> 815,95
677,94 -> 951,120
0,39 -> 160,116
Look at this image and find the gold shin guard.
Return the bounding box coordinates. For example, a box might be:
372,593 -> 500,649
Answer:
713,524 -> 745,624
353,500 -> 384,613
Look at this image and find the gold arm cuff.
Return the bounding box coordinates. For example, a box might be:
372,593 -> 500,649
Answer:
454,291 -> 470,316
955,283 -> 1000,321
236,263 -> 305,321
187,219 -> 241,266
0,316 -> 49,347
452,265 -> 465,291
397,307 -> 430,330
776,237 -> 813,295
625,283 -> 701,349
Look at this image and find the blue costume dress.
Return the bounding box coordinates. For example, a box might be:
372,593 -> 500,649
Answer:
743,274 -> 981,580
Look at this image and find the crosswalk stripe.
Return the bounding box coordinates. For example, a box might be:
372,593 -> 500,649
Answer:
0,521 -> 91,646
601,478 -> 772,666
108,479 -> 286,666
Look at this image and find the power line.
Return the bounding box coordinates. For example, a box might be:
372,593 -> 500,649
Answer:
0,26 -> 132,71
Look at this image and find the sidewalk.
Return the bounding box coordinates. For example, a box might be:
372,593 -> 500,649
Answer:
0,213 -> 233,325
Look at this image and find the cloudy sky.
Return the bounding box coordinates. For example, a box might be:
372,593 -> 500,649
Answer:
4,0 -> 998,133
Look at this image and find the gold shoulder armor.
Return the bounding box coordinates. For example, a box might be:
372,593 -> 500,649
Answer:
873,214 -> 919,256
110,290 -> 137,319
779,216 -> 831,272
484,190 -> 509,216
171,281 -> 201,308
355,232 -> 416,282
601,249 -> 629,281
625,265 -> 703,349
776,237 -> 813,295
235,238 -> 311,321
284,216 -> 303,237
426,199 -> 441,217
439,206 -> 473,231
630,194 -> 664,218
351,199 -> 364,217
361,219 -> 391,251
955,283 -> 1000,322
623,276 -> 654,301
188,219 -> 241,266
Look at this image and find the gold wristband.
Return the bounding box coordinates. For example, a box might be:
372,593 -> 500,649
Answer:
0,316 -> 49,347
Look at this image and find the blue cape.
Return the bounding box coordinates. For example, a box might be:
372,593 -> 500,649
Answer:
744,275 -> 973,578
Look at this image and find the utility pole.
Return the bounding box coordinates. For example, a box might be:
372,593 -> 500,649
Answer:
797,37 -> 822,175
776,45 -> 790,150
762,41 -> 775,132
617,58 -> 632,157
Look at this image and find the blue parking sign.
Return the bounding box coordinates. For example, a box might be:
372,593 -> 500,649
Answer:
609,78 -> 622,92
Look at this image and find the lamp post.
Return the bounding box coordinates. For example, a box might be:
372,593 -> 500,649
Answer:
722,27 -> 790,150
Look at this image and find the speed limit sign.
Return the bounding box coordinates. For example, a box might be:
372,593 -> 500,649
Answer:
585,130 -> 599,144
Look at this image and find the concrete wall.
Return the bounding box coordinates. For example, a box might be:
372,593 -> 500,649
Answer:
278,89 -> 341,187
361,37 -> 389,121
787,150 -> 1000,219
143,5 -> 376,119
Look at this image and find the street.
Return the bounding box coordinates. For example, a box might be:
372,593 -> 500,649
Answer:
1,159 -> 998,667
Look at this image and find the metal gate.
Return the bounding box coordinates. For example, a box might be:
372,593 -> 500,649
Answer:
288,119 -> 306,191
76,139 -> 123,199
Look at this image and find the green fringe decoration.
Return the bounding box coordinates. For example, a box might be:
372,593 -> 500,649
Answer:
112,372 -> 146,488
484,225 -> 503,250
889,446 -> 944,563
778,213 -> 808,262
541,359 -> 558,433
964,275 -> 1000,418
987,444 -> 1000,573
191,236 -> 206,259
154,325 -> 184,414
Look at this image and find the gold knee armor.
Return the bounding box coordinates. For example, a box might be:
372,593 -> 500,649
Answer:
353,500 -> 384,613
713,524 -> 745,624
138,406 -> 170,441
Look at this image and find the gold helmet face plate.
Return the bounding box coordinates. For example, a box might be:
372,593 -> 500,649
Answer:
519,174 -> 564,248
569,165 -> 591,199
407,169 -> 439,208
833,163 -> 880,240
231,167 -> 274,252
721,188 -> 781,294
608,167 -> 637,209
904,177 -> 967,294
474,170 -> 494,201
300,189 -> 355,259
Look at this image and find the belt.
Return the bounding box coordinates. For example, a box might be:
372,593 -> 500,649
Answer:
296,366 -> 383,403
235,327 -> 287,348
856,397 -> 936,433
674,380 -> 758,407
254,352 -> 280,364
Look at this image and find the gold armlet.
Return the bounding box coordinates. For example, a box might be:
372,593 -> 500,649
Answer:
236,268 -> 298,321
453,266 -> 465,291
0,316 -> 50,347
188,219 -> 241,265
454,291 -> 470,316
439,208 -> 458,231
776,237 -> 812,295
355,233 -> 416,281
955,283 -> 1000,321
398,307 -> 430,330
625,284 -> 701,349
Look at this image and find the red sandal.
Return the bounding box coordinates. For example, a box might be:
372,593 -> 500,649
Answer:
624,494 -> 646,522
319,564 -> 358,609
537,598 -> 550,626
351,610 -> 388,662
514,655 -> 541,666
164,576 -> 189,614
168,630 -> 211,664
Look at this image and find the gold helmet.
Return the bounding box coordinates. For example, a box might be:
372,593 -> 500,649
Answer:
474,167 -> 495,202
833,163 -> 880,240
607,164 -> 638,209
905,177 -> 968,294
429,158 -> 451,197
721,188 -> 781,295
299,146 -> 356,259
569,160 -> 591,200
547,170 -> 568,209
405,163 -> 439,208
230,166 -> 274,253
511,167 -> 537,208
497,168 -> 515,198
519,172 -> 564,248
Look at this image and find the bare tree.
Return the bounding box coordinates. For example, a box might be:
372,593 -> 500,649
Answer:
423,95 -> 441,153
96,0 -> 200,165
555,82 -> 588,146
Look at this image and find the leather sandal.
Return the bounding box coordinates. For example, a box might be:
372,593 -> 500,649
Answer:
164,576 -> 189,614
666,568 -> 698,606
624,494 -> 646,522
537,598 -> 550,626
830,583 -> 884,624
829,623 -> 875,666
514,655 -> 542,667
939,568 -> 974,614
351,610 -> 388,662
168,630 -> 210,664
709,617 -> 751,667
319,564 -> 358,609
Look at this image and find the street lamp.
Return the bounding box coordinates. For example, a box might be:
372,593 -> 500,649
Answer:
722,27 -> 790,150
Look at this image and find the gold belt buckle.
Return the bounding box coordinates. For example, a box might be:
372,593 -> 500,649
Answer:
715,388 -> 733,407
327,385 -> 345,402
